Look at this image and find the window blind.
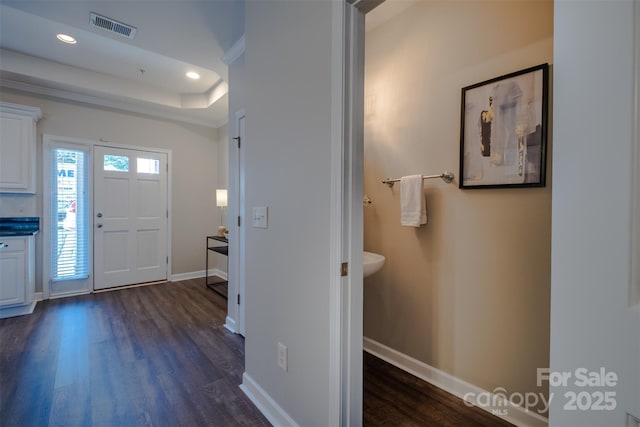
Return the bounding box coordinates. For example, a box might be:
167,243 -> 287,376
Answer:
50,147 -> 89,280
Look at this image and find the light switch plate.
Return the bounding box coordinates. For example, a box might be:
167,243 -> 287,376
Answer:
252,206 -> 268,228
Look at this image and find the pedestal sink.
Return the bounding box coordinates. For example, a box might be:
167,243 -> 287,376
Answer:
363,251 -> 385,278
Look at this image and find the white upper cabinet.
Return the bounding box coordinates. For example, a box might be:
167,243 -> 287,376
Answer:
0,102 -> 42,194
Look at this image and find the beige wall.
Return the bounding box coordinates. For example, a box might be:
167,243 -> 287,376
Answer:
0,90 -> 222,289
214,123 -> 229,275
217,123 -> 229,228
364,0 -> 553,410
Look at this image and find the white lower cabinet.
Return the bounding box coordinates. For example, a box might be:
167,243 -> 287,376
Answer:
0,235 -> 36,318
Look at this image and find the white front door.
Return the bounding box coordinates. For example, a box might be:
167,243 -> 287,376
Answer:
94,146 -> 168,290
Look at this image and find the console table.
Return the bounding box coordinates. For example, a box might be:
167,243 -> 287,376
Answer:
205,235 -> 228,299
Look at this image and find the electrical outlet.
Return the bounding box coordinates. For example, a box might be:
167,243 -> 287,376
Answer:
277,342 -> 288,372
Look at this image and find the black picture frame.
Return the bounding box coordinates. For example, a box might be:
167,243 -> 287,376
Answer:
459,63 -> 549,189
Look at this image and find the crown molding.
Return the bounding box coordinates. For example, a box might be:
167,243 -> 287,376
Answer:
222,35 -> 245,66
0,101 -> 42,119
0,78 -> 226,129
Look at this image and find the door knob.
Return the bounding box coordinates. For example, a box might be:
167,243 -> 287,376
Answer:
97,224 -> 103,228
97,213 -> 103,218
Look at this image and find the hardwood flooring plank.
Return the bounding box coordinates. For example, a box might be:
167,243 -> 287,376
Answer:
2,279 -> 515,427
0,280 -> 270,427
1,302 -> 63,427
364,352 -> 514,427
48,382 -> 92,427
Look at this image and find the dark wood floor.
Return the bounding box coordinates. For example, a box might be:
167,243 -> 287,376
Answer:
0,279 -> 269,427
364,352 -> 513,427
1,279 -> 512,427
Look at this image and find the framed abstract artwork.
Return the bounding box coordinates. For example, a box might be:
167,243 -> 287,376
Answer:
459,64 -> 549,189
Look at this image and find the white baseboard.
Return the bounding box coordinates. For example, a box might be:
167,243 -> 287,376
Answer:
170,268 -> 227,282
49,290 -> 92,299
363,337 -> 548,427
240,372 -> 299,427
0,301 -> 37,319
33,292 -> 43,302
224,316 -> 237,333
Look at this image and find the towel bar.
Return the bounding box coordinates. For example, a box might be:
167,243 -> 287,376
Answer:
382,172 -> 454,187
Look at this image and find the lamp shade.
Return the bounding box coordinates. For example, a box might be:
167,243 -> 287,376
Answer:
216,189 -> 228,207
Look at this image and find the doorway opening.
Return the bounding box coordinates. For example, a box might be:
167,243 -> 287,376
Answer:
43,135 -> 171,298
360,0 -> 553,425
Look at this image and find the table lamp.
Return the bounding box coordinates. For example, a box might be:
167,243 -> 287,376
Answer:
216,189 -> 227,236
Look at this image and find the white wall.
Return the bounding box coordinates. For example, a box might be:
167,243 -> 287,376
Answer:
550,0 -> 640,425
242,1 -> 336,425
0,90 -> 222,290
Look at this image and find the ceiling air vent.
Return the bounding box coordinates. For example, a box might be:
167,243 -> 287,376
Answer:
89,13 -> 137,39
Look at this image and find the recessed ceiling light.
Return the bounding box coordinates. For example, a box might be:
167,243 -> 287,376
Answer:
56,34 -> 77,44
186,71 -> 200,80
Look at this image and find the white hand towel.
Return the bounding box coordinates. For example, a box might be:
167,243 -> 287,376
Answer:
400,175 -> 427,227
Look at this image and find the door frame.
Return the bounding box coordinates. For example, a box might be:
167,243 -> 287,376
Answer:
333,1 -> 385,424
41,134 -> 173,297
631,0 -> 640,307
330,1 -> 366,425
228,109 -> 246,335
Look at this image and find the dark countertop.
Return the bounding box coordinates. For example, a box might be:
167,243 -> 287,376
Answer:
0,217 -> 40,236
